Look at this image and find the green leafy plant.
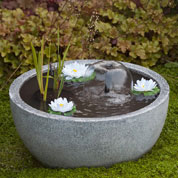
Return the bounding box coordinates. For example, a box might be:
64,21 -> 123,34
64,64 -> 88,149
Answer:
48,105 -> 76,116
132,87 -> 160,96
53,29 -> 70,97
31,30 -> 70,101
31,38 -> 51,101
0,0 -> 178,78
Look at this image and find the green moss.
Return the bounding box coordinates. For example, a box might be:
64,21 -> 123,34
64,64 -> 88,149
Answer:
0,65 -> 178,178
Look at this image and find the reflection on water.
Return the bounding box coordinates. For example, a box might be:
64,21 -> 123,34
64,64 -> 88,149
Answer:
25,74 -> 157,117
21,61 -> 158,118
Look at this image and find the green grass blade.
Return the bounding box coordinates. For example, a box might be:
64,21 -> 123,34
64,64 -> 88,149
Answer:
39,38 -> 44,93
31,42 -> 38,70
37,51 -> 43,94
57,75 -> 64,98
53,70 -> 58,90
43,43 -> 51,101
61,43 -> 70,69
57,28 -> 61,76
58,43 -> 70,75
31,42 -> 43,94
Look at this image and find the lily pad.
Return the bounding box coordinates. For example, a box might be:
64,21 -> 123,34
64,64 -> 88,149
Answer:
48,106 -> 76,116
132,87 -> 160,96
65,72 -> 96,83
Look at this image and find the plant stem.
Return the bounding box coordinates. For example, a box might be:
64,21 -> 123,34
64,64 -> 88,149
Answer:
43,43 -> 51,101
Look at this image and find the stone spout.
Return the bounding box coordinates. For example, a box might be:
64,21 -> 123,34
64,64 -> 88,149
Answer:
87,61 -> 133,94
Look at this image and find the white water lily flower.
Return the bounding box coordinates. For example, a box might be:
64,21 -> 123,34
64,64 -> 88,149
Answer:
49,97 -> 74,113
62,62 -> 94,80
134,78 -> 157,92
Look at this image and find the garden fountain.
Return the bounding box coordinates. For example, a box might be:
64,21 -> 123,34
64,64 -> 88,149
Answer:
9,60 -> 169,168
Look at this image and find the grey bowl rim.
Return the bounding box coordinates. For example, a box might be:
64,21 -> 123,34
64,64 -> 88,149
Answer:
9,59 -> 169,122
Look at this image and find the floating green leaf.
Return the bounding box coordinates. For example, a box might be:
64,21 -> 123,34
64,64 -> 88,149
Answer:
132,87 -> 160,96
48,106 -> 76,116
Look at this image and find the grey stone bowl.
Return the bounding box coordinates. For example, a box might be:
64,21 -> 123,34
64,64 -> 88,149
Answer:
9,60 -> 169,168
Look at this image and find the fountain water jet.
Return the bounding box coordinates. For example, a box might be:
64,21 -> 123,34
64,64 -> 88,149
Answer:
87,61 -> 133,94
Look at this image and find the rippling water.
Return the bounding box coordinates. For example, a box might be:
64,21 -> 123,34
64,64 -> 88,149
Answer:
21,71 -> 158,118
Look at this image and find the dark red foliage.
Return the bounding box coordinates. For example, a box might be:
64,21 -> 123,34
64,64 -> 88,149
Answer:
0,0 -> 63,11
131,0 -> 143,8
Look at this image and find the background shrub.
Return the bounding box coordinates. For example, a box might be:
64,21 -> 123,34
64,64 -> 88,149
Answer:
0,0 -> 66,12
90,0 -> 178,66
0,0 -> 178,77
